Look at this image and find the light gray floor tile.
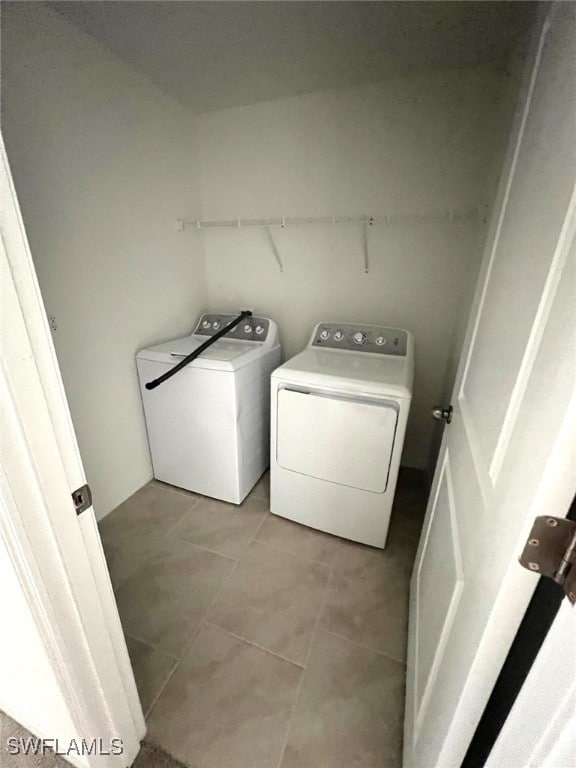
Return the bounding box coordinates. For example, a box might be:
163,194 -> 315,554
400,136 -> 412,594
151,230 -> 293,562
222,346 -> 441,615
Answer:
125,634 -> 179,716
322,550 -> 411,663
250,471 -> 270,501
114,537 -> 234,657
280,630 -> 405,768
147,624 -> 302,768
169,495 -> 268,559
100,482 -> 198,536
98,482 -> 198,588
255,513 -> 343,565
386,479 -> 428,558
98,472 -> 424,764
321,474 -> 425,662
206,541 -> 329,665
98,531 -> 164,590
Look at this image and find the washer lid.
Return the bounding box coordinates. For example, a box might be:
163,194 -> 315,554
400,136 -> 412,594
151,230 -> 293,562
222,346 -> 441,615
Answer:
272,347 -> 413,398
137,334 -> 262,372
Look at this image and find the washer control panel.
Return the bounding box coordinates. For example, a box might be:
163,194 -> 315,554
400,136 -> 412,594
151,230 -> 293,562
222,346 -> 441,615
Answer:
312,323 -> 408,356
194,314 -> 270,341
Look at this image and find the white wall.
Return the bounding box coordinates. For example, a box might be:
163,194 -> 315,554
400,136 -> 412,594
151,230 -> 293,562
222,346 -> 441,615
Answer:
1,4 -> 206,518
197,73 -> 516,469
1,4 -> 518,486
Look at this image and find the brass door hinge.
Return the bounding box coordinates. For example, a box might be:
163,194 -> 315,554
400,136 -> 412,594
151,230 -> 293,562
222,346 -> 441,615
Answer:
519,516 -> 576,604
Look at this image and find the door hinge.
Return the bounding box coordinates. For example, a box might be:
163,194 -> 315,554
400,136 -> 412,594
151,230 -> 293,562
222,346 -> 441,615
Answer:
431,405 -> 453,424
72,483 -> 92,516
519,516 -> 576,604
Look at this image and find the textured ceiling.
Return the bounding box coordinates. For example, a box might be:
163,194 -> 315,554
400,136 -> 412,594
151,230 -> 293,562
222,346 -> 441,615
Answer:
50,1 -> 537,113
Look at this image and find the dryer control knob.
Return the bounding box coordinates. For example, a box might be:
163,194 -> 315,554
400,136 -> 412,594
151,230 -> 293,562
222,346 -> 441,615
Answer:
255,324 -> 265,336
320,329 -> 330,340
353,332 -> 367,345
243,323 -> 252,333
333,330 -> 344,341
201,320 -> 211,329
212,320 -> 221,330
375,336 -> 386,346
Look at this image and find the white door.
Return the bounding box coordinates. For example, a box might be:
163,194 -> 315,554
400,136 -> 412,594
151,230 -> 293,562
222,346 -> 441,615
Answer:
404,4 -> 576,767
1,134 -> 145,765
485,597 -> 576,768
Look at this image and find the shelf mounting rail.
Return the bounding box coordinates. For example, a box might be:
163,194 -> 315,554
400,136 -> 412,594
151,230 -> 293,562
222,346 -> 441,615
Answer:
176,208 -> 481,274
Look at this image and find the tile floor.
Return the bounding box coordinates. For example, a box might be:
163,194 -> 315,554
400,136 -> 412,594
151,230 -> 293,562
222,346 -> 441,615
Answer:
99,469 -> 426,768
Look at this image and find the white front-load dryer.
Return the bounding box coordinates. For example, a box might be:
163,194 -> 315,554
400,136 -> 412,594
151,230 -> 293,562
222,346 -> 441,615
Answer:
137,313 -> 281,504
271,322 -> 413,548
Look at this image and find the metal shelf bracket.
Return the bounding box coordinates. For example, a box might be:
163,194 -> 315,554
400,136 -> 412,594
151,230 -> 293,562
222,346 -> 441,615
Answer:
265,226 -> 284,273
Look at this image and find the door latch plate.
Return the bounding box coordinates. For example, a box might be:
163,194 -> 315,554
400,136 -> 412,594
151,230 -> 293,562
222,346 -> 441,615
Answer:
72,483 -> 92,516
519,516 -> 576,604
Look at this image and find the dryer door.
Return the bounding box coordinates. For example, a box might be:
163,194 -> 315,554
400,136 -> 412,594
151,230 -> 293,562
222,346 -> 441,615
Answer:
276,388 -> 398,493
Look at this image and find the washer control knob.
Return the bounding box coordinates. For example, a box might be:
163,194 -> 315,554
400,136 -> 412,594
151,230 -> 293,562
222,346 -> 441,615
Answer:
201,319 -> 211,329
375,335 -> 386,346
353,332 -> 367,345
320,329 -> 330,341
212,320 -> 221,330
255,324 -> 265,336
243,323 -> 252,333
333,330 -> 344,341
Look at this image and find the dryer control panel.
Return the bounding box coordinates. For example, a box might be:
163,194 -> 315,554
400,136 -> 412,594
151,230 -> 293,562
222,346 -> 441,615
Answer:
311,323 -> 408,356
194,313 -> 270,341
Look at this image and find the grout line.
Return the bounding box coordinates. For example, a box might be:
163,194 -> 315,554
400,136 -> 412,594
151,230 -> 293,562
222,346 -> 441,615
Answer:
324,629 -> 408,668
143,623 -> 203,721
143,656 -> 180,720
168,509 -> 270,662
195,508 -> 270,625
109,487 -> 272,724
165,510 -> 270,563
109,562 -> 142,593
166,537 -> 239,563
124,630 -> 180,662
144,661 -> 180,721
252,534 -> 337,568
275,542 -> 336,768
163,498 -> 201,538
99,497 -> 200,590
201,621 -> 305,670
151,479 -> 202,502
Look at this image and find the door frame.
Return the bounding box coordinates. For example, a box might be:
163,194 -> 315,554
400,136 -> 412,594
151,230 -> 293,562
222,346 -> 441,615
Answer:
483,593 -> 576,767
1,133 -> 145,765
462,494 -> 576,767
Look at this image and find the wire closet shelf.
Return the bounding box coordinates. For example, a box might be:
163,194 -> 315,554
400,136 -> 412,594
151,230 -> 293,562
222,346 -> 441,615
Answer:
176,207 -> 482,274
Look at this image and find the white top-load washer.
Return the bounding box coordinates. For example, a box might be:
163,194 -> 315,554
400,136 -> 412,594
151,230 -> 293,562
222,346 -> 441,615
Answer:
137,313 -> 281,504
271,322 -> 413,548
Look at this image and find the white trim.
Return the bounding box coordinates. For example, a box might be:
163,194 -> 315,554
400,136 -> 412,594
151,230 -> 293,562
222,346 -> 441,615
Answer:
437,387 -> 576,766
456,16 -> 549,410
0,472 -> 89,768
452,14 -> 550,504
413,451 -> 464,742
489,184 -> 576,483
